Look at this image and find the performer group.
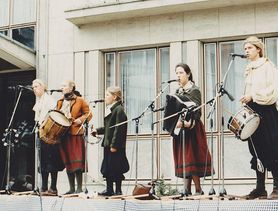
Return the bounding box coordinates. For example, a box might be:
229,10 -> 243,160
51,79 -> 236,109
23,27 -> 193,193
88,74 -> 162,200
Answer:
29,35 -> 278,199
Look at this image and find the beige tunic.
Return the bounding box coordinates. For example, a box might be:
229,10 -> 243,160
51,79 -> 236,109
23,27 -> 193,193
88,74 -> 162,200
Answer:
244,58 -> 278,108
33,93 -> 56,125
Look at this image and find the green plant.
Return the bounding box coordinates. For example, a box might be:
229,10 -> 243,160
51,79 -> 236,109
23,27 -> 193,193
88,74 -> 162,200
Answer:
155,176 -> 179,196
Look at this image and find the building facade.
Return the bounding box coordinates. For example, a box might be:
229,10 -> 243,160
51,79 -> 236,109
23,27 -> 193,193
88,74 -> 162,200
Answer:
1,0 -> 278,194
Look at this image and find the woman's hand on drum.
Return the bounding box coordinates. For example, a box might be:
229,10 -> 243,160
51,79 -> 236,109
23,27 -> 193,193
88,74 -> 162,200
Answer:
110,147 -> 117,153
240,95 -> 252,104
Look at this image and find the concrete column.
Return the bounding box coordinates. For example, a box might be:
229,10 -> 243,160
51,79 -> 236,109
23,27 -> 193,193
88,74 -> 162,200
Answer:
86,50 -> 104,181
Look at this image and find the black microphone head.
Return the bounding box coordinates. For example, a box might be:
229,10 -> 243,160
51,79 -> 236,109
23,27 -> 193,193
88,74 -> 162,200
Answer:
162,79 -> 179,84
230,53 -> 247,58
90,99 -> 105,103
49,89 -> 62,92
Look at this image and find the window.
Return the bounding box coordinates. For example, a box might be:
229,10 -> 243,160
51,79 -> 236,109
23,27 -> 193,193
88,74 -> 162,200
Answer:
105,47 -> 170,180
0,30 -> 8,36
105,47 -> 170,134
12,27 -> 34,49
0,0 -> 36,49
204,37 -> 278,179
105,53 -> 116,88
266,37 -> 278,66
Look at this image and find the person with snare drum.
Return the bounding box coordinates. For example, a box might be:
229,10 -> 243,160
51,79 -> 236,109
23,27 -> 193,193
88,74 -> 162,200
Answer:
32,79 -> 64,196
57,80 -> 92,194
240,36 -> 278,200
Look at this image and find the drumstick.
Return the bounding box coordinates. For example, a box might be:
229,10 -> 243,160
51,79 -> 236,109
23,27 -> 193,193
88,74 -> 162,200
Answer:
76,110 -> 92,135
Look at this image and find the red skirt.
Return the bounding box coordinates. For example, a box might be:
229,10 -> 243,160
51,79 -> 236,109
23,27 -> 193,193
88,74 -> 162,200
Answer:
59,135 -> 85,173
173,121 -> 213,178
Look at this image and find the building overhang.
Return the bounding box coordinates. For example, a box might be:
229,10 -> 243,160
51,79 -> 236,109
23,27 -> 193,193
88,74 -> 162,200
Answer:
0,35 -> 36,71
65,0 -> 276,26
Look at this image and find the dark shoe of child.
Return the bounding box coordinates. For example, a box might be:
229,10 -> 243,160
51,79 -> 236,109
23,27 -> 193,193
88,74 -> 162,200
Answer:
98,189 -> 114,196
245,189 -> 267,200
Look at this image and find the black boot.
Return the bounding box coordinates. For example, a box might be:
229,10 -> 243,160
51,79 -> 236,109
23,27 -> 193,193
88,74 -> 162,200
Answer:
115,180 -> 122,195
65,172 -> 75,194
268,170 -> 278,200
245,170 -> 267,199
75,171 -> 83,194
99,180 -> 114,196
41,172 -> 49,192
48,172 -> 58,196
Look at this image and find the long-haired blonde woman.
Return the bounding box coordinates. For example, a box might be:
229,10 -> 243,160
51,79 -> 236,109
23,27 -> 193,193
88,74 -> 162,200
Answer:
32,79 -> 64,196
240,36 -> 278,200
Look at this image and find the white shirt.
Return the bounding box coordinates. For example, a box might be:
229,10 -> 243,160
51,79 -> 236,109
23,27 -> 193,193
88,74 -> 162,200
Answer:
33,92 -> 56,125
244,57 -> 278,107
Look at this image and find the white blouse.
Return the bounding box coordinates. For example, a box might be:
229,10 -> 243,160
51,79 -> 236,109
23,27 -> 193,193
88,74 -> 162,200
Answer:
244,57 -> 278,107
33,93 -> 56,125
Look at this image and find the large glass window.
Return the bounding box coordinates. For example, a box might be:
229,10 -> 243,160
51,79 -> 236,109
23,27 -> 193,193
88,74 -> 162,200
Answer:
0,0 -> 36,49
266,37 -> 278,66
105,47 -> 170,134
204,37 -> 278,179
204,43 -> 217,131
12,27 -> 34,49
120,49 -> 156,134
105,53 -> 115,88
219,41 -> 248,125
105,47 -> 170,181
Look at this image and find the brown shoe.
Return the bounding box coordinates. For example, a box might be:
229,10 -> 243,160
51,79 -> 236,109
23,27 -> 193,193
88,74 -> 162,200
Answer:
47,188 -> 58,196
268,189 -> 278,200
245,189 -> 267,200
41,188 -> 58,196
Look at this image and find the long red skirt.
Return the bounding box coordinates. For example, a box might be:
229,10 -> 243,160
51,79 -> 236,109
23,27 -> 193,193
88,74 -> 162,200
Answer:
59,135 -> 85,173
173,121 -> 213,178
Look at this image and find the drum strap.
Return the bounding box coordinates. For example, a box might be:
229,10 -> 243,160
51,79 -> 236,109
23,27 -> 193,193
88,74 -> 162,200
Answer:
249,137 -> 264,173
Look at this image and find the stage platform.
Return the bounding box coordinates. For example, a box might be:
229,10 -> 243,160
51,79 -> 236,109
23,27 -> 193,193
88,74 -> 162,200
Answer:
0,194 -> 278,211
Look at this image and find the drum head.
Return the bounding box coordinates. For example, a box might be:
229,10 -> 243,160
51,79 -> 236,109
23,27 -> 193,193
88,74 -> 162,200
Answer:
240,114 -> 260,140
49,110 -> 71,126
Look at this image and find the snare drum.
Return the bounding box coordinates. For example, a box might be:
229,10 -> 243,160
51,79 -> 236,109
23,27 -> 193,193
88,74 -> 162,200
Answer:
39,110 -> 72,144
227,106 -> 260,140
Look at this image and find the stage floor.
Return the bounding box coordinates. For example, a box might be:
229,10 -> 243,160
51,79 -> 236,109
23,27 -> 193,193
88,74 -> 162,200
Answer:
0,194 -> 278,211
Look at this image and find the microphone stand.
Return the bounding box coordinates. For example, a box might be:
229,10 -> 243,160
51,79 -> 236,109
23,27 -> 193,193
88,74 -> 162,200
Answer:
76,110 -> 92,197
218,55 -> 236,196
2,88 -> 24,194
132,83 -> 172,199
207,95 -> 217,196
33,122 -> 42,196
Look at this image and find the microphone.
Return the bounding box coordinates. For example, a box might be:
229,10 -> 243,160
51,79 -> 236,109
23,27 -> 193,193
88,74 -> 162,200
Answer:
161,79 -> 179,84
49,89 -> 62,93
90,99 -> 105,103
230,53 -> 247,58
8,85 -> 33,91
17,85 -> 33,91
